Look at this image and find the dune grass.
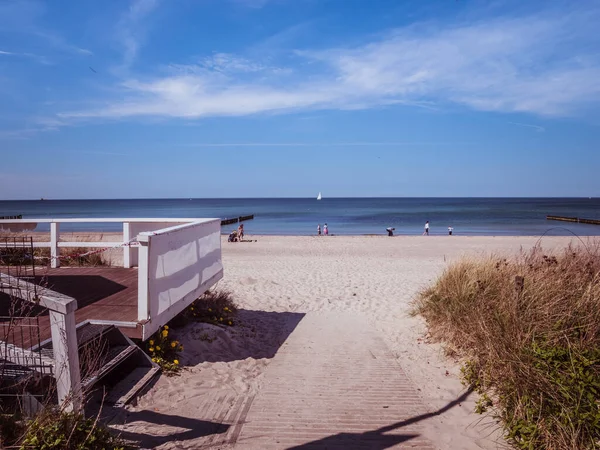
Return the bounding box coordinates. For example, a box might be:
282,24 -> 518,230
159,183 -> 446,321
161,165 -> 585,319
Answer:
414,244 -> 600,450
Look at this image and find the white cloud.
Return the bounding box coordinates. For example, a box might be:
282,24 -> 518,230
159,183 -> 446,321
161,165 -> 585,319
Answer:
230,0 -> 274,9
181,142 -> 474,147
0,2 -> 92,57
116,0 -> 160,70
509,122 -> 546,132
59,4 -> 600,121
0,49 -> 51,64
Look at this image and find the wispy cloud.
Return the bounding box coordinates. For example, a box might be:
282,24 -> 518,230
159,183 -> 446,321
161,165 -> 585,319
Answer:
0,1 -> 92,58
56,3 -> 600,122
181,142 -> 476,147
509,122 -> 546,132
70,150 -> 130,156
0,49 -> 51,64
115,0 -> 160,71
230,0 -> 274,9
0,126 -> 57,139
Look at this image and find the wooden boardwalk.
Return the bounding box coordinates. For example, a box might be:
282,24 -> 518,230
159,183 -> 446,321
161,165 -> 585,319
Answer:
233,312 -> 436,449
1,267 -> 140,348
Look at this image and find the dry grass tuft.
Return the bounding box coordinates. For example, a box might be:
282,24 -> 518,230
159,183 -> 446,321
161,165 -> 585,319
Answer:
414,244 -> 600,450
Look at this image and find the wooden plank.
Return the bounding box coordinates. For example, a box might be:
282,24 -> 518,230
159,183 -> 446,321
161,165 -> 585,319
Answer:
1,267 -> 140,347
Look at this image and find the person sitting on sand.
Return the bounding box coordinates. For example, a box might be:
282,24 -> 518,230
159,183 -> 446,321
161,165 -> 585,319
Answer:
238,223 -> 244,241
228,230 -> 238,242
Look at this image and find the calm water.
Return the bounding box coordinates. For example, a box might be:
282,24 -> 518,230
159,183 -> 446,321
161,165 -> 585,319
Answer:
0,198 -> 599,236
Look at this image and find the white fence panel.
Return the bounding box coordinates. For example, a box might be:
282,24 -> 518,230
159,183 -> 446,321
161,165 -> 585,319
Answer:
143,219 -> 223,339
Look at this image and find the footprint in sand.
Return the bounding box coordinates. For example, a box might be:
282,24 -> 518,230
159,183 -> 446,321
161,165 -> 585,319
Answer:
240,277 -> 258,285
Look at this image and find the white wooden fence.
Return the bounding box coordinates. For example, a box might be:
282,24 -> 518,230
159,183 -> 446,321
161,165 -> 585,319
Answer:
0,217 -> 224,411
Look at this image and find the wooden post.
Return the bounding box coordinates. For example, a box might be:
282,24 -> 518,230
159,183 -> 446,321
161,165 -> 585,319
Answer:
49,309 -> 82,412
123,222 -> 131,268
137,237 -> 150,323
50,222 -> 60,268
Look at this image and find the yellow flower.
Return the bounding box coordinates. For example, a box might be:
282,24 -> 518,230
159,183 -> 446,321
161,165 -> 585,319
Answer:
224,307 -> 229,311
156,345 -> 161,351
171,342 -> 176,348
162,330 -> 168,338
228,321 -> 232,325
164,325 -> 169,330
149,340 -> 154,345
151,357 -> 157,362
180,345 -> 184,351
219,317 -> 223,321
190,307 -> 194,310
173,359 -> 179,365
208,308 -> 212,312
149,347 -> 154,352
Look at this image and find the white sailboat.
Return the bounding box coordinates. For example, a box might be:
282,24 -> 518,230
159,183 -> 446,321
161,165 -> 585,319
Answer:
317,192 -> 322,201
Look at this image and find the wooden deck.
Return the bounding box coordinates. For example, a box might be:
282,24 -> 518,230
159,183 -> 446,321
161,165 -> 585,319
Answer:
1,267 -> 141,348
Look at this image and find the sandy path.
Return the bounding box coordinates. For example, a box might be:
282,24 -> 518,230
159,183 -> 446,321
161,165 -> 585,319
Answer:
115,235 -> 582,449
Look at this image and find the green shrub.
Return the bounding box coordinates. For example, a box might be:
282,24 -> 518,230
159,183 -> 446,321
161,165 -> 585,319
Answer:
187,289 -> 237,327
145,325 -> 183,376
19,410 -> 132,450
415,245 -> 600,449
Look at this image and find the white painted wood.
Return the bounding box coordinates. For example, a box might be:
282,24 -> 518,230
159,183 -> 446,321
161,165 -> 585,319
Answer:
140,219 -> 223,339
0,273 -> 77,315
123,222 -> 131,268
0,218 -> 218,224
57,241 -> 123,248
50,222 -> 60,268
87,319 -> 138,328
137,240 -> 150,323
49,309 -> 82,412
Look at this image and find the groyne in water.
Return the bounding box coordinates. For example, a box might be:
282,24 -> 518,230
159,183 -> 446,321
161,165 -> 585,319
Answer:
547,215 -> 600,225
221,215 -> 254,226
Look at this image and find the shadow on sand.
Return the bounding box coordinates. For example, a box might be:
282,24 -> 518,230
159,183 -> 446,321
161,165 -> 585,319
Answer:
114,409 -> 229,448
179,309 -> 306,365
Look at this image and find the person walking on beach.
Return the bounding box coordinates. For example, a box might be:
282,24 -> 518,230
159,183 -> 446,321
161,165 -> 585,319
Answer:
423,221 -> 429,236
317,224 -> 321,236
237,223 -> 244,241
324,223 -> 329,236
448,226 -> 453,236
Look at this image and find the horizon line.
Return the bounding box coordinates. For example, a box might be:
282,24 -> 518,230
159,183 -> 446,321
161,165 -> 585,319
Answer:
1,196 -> 597,201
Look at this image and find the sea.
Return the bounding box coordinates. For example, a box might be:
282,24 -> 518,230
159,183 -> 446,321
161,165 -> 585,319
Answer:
0,198 -> 599,236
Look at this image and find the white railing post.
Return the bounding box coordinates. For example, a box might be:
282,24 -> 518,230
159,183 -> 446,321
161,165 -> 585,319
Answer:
50,222 -> 60,268
137,236 -> 150,324
49,308 -> 82,412
123,222 -> 131,268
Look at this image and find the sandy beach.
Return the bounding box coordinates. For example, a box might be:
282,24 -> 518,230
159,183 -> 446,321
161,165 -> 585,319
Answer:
103,234 -> 587,449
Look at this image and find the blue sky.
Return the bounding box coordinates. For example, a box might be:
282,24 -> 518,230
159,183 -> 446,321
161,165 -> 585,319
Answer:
1,0 -> 599,199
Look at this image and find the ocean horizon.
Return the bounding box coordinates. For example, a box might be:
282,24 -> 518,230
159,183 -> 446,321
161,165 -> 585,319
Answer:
1,197 -> 599,236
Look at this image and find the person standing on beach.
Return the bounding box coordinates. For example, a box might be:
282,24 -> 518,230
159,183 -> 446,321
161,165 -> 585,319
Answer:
448,226 -> 453,236
317,224 -> 321,236
423,221 -> 429,235
324,223 -> 329,236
